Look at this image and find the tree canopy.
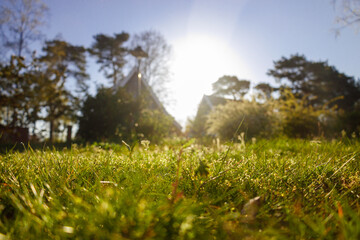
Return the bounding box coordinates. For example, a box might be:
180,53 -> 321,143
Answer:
38,39 -> 88,142
0,0 -> 48,58
0,55 -> 39,127
254,83 -> 275,100
268,54 -> 360,110
212,75 -> 250,100
89,32 -> 129,88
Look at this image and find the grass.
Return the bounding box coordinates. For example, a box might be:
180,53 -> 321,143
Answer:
0,138 -> 359,239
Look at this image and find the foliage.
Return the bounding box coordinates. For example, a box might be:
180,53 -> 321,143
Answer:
0,55 -> 41,127
268,54 -> 360,111
0,39 -> 88,142
137,108 -> 177,144
186,95 -> 227,140
78,86 -> 177,144
0,29 -> 176,142
89,32 -> 129,87
0,0 -> 48,58
77,87 -> 138,142
332,104 -> 360,137
0,139 -> 359,239
254,82 -> 275,100
206,100 -> 275,140
39,39 -> 88,142
186,116 -> 206,140
212,75 -> 250,100
275,88 -> 328,138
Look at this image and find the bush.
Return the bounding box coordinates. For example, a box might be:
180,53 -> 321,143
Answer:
78,87 -> 177,144
206,100 -> 275,140
329,106 -> 360,138
276,89 -> 333,138
136,109 -> 177,144
77,87 -> 139,142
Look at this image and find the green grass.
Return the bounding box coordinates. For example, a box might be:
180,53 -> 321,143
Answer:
0,138 -> 359,239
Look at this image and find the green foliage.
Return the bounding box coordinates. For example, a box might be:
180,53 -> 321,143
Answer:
206,100 -> 275,140
40,39 -> 88,92
78,88 -> 175,144
332,105 -> 360,137
254,82 -> 275,100
39,39 -> 89,142
0,139 -> 359,239
137,109 -> 177,144
263,54 -> 360,138
0,55 -> 42,127
78,87 -> 138,142
275,88 -> 325,138
186,102 -> 212,139
186,95 -> 227,140
275,88 -> 353,138
268,54 -> 360,111
212,75 -> 250,100
89,32 -> 129,87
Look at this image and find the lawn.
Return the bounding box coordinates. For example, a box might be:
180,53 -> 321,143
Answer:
0,138 -> 359,239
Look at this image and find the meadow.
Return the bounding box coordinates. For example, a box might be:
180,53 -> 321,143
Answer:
0,138 -> 359,239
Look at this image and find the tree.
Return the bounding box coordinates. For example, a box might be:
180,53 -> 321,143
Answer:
267,54 -> 309,95
0,55 -> 40,127
78,87 -> 138,142
268,54 -> 360,110
0,0 -> 48,58
39,39 -> 88,142
334,0 -> 360,33
254,83 -> 275,100
212,75 -> 250,100
274,88 -> 339,138
89,32 -> 129,87
78,85 -> 177,143
130,30 -> 172,101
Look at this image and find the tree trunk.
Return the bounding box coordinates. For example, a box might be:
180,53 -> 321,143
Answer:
49,120 -> 54,143
18,31 -> 24,57
66,125 -> 72,149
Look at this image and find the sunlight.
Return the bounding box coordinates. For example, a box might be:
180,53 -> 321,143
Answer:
170,34 -> 251,125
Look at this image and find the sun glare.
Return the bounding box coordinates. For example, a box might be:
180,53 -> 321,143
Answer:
171,34 -> 250,124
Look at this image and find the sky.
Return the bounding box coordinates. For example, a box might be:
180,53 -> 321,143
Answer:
41,0 -> 360,128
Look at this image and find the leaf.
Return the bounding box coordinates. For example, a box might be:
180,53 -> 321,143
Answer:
181,138 -> 195,149
122,140 -> 131,151
195,160 -> 209,177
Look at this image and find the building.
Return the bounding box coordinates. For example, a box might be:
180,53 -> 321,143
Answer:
0,125 -> 29,144
189,94 -> 228,137
119,67 -> 182,133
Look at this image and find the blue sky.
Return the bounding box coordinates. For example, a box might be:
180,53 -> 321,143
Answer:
42,0 -> 360,127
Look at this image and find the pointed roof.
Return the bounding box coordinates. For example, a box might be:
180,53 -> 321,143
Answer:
120,67 -> 182,132
202,94 -> 228,110
120,67 -> 164,112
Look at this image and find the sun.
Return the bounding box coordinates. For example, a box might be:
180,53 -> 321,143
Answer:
169,34 -> 250,125
173,34 -> 245,86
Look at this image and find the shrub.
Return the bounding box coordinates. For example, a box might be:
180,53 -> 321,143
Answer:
275,88 -> 339,138
206,100 -> 275,140
136,109 -> 177,144
78,87 -> 177,144
77,87 -> 139,142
